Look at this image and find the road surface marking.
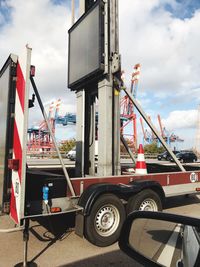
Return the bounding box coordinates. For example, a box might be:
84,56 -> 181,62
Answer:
157,224 -> 181,266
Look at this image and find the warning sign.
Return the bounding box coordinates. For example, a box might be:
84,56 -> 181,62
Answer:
190,172 -> 198,183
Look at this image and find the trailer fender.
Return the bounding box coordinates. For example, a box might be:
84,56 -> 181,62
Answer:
78,180 -> 165,216
129,179 -> 165,204
75,181 -> 165,239
78,183 -> 124,216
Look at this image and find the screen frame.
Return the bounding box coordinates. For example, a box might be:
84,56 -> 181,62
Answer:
68,0 -> 105,90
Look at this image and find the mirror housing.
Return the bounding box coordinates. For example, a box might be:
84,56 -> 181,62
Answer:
119,211 -> 200,267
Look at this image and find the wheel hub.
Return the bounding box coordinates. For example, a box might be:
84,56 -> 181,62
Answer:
95,205 -> 120,237
139,199 -> 158,211
100,210 -> 113,229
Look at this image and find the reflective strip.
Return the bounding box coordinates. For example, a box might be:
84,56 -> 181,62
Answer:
137,153 -> 145,161
135,168 -> 147,175
10,62 -> 25,224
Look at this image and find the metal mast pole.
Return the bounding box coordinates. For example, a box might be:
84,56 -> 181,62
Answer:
71,0 -> 75,25
75,1 -> 86,177
98,0 -> 121,176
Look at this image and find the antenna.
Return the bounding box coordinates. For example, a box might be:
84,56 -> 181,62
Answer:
71,0 -> 75,25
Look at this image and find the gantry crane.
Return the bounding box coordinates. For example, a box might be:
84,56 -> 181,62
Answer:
140,117 -> 154,144
157,114 -> 184,146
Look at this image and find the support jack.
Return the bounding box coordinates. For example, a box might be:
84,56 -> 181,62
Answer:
14,219 -> 37,267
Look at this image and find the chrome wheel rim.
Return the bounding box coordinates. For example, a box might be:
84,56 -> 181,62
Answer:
95,205 -> 120,237
139,198 -> 158,211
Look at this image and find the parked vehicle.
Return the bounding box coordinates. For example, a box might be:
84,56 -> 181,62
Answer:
67,147 -> 76,160
119,211 -> 200,267
67,141 -> 98,161
69,149 -> 76,161
66,147 -> 76,159
157,150 -> 179,161
170,151 -> 197,163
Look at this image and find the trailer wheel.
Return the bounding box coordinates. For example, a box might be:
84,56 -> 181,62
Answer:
126,189 -> 162,214
84,194 -> 125,247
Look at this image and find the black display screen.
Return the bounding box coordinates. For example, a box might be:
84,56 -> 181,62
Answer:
68,0 -> 104,90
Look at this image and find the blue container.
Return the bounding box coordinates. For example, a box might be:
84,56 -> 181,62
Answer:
42,185 -> 49,202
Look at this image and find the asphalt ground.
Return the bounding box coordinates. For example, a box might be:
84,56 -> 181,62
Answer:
0,194 -> 200,267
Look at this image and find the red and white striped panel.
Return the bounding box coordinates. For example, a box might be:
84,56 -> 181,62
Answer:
10,62 -> 25,224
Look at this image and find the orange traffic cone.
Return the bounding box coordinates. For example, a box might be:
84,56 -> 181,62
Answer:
135,144 -> 147,174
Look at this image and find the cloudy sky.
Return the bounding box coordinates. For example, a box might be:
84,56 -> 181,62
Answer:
0,0 -> 200,148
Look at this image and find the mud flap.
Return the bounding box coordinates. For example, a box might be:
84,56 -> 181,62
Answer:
75,210 -> 84,237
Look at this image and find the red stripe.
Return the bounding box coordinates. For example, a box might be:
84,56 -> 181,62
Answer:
16,62 -> 25,112
13,121 -> 22,182
138,144 -> 144,153
10,184 -> 18,224
135,161 -> 147,169
67,171 -> 200,196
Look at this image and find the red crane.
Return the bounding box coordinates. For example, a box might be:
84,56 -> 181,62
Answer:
27,100 -> 61,154
120,64 -> 141,152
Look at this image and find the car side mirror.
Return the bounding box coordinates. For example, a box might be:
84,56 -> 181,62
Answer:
119,211 -> 200,267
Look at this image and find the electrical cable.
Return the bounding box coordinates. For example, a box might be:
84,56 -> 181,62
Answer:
0,226 -> 24,233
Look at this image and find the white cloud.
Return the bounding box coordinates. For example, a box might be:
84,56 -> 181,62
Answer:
0,0 -> 78,130
1,0 -> 200,144
119,0 -> 200,102
1,0 -> 200,105
118,0 -> 200,148
0,0 -> 73,104
162,109 -> 198,130
136,109 -> 198,149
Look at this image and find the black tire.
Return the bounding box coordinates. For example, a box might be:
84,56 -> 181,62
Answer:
84,194 -> 126,247
126,189 -> 162,215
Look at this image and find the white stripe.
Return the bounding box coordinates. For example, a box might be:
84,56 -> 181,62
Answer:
163,182 -> 200,197
11,152 -> 21,222
135,169 -> 147,174
137,154 -> 145,161
15,90 -> 24,148
157,225 -> 181,266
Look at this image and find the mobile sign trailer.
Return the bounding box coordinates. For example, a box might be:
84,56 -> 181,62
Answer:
1,51 -> 200,267
1,1 -> 200,266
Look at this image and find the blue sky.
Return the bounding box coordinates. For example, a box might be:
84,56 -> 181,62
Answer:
164,0 -> 200,19
0,0 -> 200,149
